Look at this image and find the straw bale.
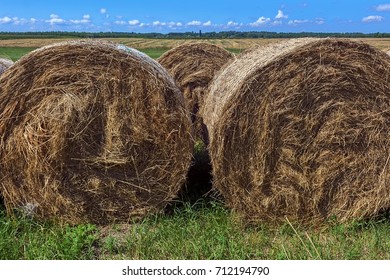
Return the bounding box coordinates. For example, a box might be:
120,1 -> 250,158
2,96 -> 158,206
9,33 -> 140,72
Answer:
205,38 -> 390,225
0,40 -> 193,224
158,42 -> 234,143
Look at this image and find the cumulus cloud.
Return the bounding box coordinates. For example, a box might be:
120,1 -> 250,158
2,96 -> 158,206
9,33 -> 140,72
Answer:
167,21 -> 183,27
315,18 -> 325,24
376,4 -> 390,11
250,16 -> 271,26
100,8 -> 109,18
362,15 -> 384,22
275,10 -> 288,19
271,20 -> 282,26
46,14 -> 65,25
203,20 -> 212,26
114,20 -> 127,25
70,15 -> 91,24
128,19 -> 140,26
12,17 -> 23,25
227,21 -> 239,27
152,21 -> 166,26
0,16 -> 12,24
288,19 -> 310,25
187,20 -> 202,26
0,16 -> 38,25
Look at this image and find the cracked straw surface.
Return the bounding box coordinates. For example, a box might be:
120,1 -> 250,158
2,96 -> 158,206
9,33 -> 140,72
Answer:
158,42 -> 234,143
204,38 -> 390,225
0,40 -> 193,225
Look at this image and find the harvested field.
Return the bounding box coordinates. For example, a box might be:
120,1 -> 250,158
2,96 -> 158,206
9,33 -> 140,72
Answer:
204,38 -> 390,226
1,38 -> 389,52
158,42 -> 234,142
0,40 -> 193,225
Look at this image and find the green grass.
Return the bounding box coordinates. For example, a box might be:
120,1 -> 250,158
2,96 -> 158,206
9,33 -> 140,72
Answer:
0,47 -> 167,61
226,48 -> 243,54
0,47 -> 240,61
0,47 -> 36,61
1,202 -> 389,260
0,209 -> 97,259
140,47 -> 170,59
97,201 -> 390,260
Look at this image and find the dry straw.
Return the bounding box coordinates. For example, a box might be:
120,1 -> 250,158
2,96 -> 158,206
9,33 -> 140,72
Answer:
158,42 -> 234,143
204,38 -> 390,225
0,40 -> 193,224
0,58 -> 13,75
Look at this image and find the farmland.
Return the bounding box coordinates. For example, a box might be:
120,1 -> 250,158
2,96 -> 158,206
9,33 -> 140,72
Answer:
0,38 -> 389,260
1,37 -> 390,61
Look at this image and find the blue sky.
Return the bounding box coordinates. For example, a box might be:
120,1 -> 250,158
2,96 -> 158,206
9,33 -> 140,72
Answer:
0,0 -> 389,33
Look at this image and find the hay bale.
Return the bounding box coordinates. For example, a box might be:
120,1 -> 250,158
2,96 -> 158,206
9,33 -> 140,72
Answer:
0,58 -> 13,75
0,40 -> 193,224
158,42 -> 234,143
204,38 -> 390,225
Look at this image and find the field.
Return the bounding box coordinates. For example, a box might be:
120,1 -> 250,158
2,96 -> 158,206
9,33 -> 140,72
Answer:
1,37 -> 390,61
0,38 -> 389,260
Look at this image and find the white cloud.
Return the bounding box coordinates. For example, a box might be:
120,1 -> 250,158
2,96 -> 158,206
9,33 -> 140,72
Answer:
187,20 -> 202,26
203,20 -> 212,26
46,14 -> 65,25
376,4 -> 390,11
271,20 -> 282,26
362,15 -> 384,22
153,21 -> 166,26
227,21 -> 239,27
288,19 -> 310,25
100,8 -> 107,14
128,19 -> 140,26
12,17 -> 25,25
315,18 -> 325,25
69,14 -> 91,24
167,21 -> 183,27
250,16 -> 271,26
0,16 -> 38,25
11,17 -> 19,24
275,10 -> 288,19
0,16 -> 12,24
114,20 -> 127,25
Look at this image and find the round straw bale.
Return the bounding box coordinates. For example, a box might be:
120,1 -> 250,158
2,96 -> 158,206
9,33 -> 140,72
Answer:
0,58 -> 13,75
204,38 -> 390,225
0,40 -> 193,224
158,42 -> 234,143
